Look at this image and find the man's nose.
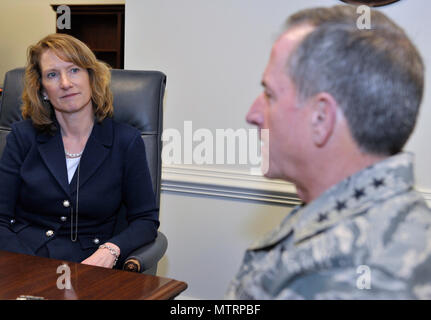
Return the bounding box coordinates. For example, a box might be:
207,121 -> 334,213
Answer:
246,94 -> 264,127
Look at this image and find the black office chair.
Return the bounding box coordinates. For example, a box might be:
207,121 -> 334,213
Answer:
0,68 -> 167,275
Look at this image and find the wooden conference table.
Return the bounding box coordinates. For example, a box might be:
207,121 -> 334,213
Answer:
0,250 -> 187,300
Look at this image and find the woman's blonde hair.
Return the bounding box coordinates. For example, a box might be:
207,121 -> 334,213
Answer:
22,33 -> 113,133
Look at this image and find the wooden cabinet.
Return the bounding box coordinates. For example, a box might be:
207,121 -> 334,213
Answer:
51,5 -> 125,69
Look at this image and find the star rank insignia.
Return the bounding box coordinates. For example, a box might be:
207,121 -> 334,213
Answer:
335,200 -> 347,212
317,212 -> 329,223
372,178 -> 385,189
353,188 -> 366,200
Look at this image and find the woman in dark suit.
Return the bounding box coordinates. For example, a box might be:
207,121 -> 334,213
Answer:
0,34 -> 159,268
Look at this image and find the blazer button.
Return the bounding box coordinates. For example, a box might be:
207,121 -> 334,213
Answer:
46,230 -> 54,237
93,238 -> 100,245
60,216 -> 67,222
63,200 -> 70,208
10,219 -> 15,224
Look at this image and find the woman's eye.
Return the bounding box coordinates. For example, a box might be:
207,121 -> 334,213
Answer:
70,67 -> 80,73
46,72 -> 57,79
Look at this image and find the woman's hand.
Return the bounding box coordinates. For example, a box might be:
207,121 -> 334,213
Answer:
81,242 -> 120,269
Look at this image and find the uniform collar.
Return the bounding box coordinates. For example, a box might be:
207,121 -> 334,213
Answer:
249,152 -> 415,250
293,152 -> 415,244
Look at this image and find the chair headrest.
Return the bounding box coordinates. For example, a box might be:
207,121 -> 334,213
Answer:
0,68 -> 166,134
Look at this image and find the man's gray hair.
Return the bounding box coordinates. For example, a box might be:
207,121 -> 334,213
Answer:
286,5 -> 424,156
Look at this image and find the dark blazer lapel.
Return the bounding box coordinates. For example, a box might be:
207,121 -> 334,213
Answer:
37,129 -> 70,196
71,118 -> 113,192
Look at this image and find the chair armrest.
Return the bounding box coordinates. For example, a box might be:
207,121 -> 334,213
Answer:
122,231 -> 167,274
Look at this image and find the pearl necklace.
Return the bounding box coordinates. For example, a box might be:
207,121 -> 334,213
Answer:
65,150 -> 83,158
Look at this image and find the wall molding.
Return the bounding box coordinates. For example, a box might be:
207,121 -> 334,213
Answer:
418,189 -> 431,206
161,164 -> 431,207
162,165 -> 300,206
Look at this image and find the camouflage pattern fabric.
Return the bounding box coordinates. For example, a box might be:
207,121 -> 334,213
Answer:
226,152 -> 431,299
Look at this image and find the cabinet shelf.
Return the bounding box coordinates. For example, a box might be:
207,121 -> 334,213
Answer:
52,4 -> 124,69
93,49 -> 118,53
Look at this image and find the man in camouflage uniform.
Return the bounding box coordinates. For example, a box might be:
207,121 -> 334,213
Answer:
226,5 -> 431,299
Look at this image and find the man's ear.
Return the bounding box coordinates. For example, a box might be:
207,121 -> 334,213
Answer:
310,93 -> 337,147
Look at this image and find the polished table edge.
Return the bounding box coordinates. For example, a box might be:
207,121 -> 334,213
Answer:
146,279 -> 188,300
0,250 -> 187,300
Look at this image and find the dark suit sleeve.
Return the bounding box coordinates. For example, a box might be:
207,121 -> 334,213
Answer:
107,133 -> 159,259
0,125 -> 34,255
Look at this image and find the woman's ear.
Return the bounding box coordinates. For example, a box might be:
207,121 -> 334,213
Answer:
310,93 -> 337,147
41,89 -> 48,101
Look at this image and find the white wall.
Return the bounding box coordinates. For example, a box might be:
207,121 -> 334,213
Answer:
383,1 -> 431,191
158,193 -> 288,299
126,0 -> 337,156
126,0 -> 431,299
